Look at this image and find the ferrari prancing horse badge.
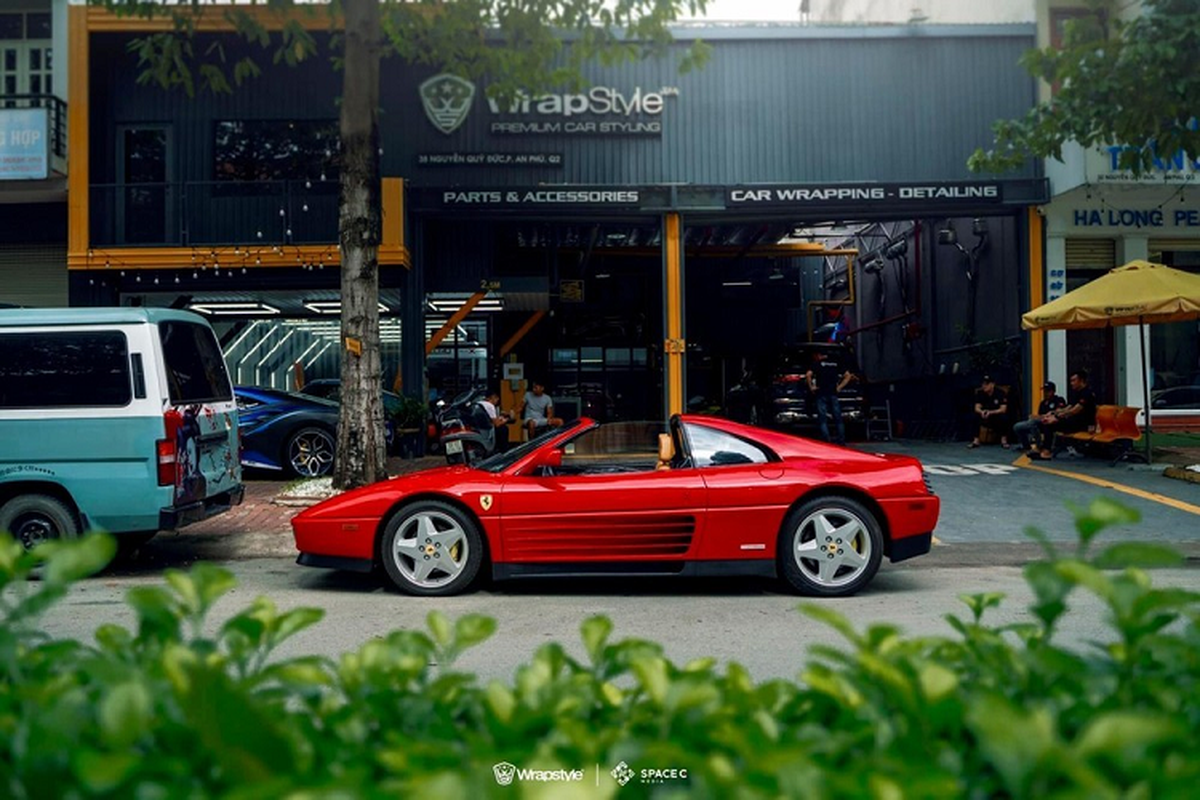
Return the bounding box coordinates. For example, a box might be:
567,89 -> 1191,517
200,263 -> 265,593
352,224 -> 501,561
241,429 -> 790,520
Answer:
479,494 -> 493,511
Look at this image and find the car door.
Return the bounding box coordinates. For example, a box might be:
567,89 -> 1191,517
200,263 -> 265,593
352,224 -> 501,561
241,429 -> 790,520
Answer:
499,426 -> 706,564
682,421 -> 800,561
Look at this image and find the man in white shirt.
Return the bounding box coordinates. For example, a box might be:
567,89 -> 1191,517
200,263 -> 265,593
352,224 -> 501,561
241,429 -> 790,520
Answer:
481,390 -> 512,451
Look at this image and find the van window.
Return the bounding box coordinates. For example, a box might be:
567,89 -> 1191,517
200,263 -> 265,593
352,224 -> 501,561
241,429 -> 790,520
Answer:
0,331 -> 131,408
158,320 -> 233,404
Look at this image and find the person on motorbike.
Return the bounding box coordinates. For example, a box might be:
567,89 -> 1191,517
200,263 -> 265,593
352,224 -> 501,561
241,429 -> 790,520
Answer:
481,390 -> 513,452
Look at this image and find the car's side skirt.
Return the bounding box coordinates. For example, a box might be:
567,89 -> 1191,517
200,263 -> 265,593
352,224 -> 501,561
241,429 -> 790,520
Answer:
297,552 -> 374,573
493,559 -> 777,581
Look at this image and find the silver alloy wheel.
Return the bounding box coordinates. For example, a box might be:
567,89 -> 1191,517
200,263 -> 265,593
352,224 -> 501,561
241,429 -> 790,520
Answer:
791,507 -> 874,589
391,509 -> 471,590
288,429 -> 335,477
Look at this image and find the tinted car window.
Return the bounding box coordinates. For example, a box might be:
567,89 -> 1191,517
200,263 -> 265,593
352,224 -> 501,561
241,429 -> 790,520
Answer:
684,424 -> 770,467
0,331 -> 131,408
159,321 -> 233,404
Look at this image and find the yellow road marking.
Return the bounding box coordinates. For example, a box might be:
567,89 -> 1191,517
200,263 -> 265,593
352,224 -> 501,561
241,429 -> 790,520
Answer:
1013,454 -> 1200,516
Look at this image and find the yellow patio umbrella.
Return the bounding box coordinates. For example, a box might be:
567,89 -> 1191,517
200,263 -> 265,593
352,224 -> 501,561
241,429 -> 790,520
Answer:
1021,260 -> 1200,463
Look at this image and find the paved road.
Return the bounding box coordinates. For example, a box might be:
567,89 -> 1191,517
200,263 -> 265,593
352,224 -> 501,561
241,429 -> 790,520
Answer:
35,558 -> 1200,683
26,440 -> 1200,681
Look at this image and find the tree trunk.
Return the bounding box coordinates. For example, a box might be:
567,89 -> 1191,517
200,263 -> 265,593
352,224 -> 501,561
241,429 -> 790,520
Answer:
333,0 -> 385,489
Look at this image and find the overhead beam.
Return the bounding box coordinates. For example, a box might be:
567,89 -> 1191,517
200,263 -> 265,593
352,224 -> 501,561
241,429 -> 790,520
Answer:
425,292 -> 486,354
499,310 -> 547,358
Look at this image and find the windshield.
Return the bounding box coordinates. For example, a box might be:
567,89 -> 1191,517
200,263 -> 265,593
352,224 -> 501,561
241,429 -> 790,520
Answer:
473,419 -> 587,473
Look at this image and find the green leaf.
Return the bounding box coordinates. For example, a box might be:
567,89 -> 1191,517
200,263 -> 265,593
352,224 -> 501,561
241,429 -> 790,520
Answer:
99,681 -> 153,749
1093,543 -> 1183,569
966,694 -> 1057,795
40,533 -> 116,585
581,615 -> 613,664
427,610 -> 452,648
73,750 -> 139,794
453,614 -> 496,651
1075,711 -> 1180,760
798,603 -> 862,647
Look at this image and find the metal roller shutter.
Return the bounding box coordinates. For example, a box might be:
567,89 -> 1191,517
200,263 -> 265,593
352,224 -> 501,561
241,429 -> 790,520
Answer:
1064,238 -> 1115,270
1148,238 -> 1200,255
0,245 -> 68,307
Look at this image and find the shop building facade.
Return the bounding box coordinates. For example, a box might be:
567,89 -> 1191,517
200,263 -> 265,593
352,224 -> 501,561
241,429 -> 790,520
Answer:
0,0 -> 68,306
61,7 -> 1048,431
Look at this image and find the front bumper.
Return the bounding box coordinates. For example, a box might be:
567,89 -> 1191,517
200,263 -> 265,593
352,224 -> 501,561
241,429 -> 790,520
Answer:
159,485 -> 245,531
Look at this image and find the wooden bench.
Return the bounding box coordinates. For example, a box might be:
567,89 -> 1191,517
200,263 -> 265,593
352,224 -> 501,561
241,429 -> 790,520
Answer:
1056,405 -> 1144,465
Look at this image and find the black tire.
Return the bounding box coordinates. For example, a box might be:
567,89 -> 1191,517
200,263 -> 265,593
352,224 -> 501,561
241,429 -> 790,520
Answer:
379,500 -> 484,596
0,494 -> 80,551
778,495 -> 883,597
284,426 -> 336,478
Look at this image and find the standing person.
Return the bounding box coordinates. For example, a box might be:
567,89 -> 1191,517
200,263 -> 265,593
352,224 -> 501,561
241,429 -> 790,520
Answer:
1032,369 -> 1098,460
1013,381 -> 1067,454
480,390 -> 513,452
806,349 -> 853,446
517,381 -> 563,439
968,375 -> 1011,449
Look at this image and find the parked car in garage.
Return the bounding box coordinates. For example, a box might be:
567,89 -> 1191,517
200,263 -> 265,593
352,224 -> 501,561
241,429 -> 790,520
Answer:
236,386 -> 341,477
768,343 -> 867,433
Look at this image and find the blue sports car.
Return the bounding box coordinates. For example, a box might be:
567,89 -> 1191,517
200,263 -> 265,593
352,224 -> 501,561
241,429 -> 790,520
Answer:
236,386 -> 341,478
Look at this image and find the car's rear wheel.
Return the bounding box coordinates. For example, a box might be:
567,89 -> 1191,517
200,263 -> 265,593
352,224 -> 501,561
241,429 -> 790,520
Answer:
380,501 -> 484,596
779,496 -> 883,596
285,427 -> 335,477
0,494 -> 80,551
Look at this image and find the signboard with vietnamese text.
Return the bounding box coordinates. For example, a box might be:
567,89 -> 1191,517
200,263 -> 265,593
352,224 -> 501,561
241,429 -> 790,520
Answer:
0,108 -> 49,180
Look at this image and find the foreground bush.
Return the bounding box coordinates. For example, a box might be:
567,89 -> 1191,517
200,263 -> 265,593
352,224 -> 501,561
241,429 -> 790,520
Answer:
1,498 -> 1198,798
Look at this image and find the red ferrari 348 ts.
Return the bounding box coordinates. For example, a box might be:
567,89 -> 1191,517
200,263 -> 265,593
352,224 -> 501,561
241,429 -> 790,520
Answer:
292,415 -> 939,597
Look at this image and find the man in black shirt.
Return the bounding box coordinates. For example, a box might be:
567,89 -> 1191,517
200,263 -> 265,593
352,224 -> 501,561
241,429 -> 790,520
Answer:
968,375 -> 1011,448
1033,369 -> 1098,460
806,349 -> 854,446
1013,380 -> 1067,454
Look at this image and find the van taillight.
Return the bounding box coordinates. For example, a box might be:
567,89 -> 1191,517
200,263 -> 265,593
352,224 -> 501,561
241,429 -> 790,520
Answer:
158,411 -> 182,486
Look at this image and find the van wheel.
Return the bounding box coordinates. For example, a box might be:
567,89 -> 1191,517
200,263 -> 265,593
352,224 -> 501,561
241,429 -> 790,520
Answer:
285,427 -> 336,477
0,495 -> 80,551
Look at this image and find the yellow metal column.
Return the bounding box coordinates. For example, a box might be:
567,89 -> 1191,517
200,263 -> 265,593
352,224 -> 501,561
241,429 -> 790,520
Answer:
663,213 -> 684,416
1028,207 -> 1045,414
67,7 -> 89,259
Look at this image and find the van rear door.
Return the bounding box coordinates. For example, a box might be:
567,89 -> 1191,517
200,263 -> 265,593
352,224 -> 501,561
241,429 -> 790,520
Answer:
157,319 -> 241,506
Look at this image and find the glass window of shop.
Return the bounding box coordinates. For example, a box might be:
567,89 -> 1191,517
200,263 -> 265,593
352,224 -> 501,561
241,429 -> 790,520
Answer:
1149,253 -> 1200,402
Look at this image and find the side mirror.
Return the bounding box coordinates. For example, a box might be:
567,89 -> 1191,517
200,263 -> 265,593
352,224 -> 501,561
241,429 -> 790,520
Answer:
529,448 -> 563,471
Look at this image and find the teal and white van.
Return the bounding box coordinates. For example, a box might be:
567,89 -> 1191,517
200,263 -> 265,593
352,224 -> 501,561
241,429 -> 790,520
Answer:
0,308 -> 243,550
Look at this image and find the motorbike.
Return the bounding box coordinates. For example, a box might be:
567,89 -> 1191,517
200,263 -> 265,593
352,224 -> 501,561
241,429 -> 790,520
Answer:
437,387 -> 499,465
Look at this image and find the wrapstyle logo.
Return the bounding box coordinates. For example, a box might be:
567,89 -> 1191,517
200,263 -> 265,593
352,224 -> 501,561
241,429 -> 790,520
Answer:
420,74 -> 476,135
492,762 -> 517,786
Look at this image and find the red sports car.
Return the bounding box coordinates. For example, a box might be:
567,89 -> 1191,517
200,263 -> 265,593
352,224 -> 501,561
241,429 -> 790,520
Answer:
292,415 -> 938,597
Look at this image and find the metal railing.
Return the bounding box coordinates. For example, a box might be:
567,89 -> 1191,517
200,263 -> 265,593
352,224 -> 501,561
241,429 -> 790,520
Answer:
88,179 -> 340,248
1,94 -> 66,159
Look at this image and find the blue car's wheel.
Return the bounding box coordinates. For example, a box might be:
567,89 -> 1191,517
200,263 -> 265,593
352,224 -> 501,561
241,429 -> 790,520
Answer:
285,426 -> 335,478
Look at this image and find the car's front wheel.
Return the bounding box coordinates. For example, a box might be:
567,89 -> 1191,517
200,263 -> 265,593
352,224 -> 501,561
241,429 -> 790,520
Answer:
779,496 -> 883,596
380,500 -> 484,596
285,427 -> 335,477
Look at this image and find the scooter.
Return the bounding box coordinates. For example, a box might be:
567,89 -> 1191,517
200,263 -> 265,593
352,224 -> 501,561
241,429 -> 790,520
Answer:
437,387 -> 498,465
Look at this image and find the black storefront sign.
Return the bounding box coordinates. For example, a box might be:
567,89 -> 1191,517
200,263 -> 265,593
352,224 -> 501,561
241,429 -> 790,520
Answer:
417,152 -> 563,167
726,182 -> 1004,207
437,188 -> 642,207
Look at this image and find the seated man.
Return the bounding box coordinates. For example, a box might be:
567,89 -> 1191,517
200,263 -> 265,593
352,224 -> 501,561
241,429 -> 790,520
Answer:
1033,369 -> 1098,460
1013,380 -> 1067,454
480,390 -> 513,452
517,381 -> 563,439
968,375 -> 1010,449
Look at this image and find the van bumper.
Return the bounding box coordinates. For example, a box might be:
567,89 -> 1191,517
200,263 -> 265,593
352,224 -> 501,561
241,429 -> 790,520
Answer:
159,485 -> 245,530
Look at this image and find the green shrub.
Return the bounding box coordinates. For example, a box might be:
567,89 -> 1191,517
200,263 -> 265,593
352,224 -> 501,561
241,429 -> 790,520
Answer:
1,497 -> 1198,798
